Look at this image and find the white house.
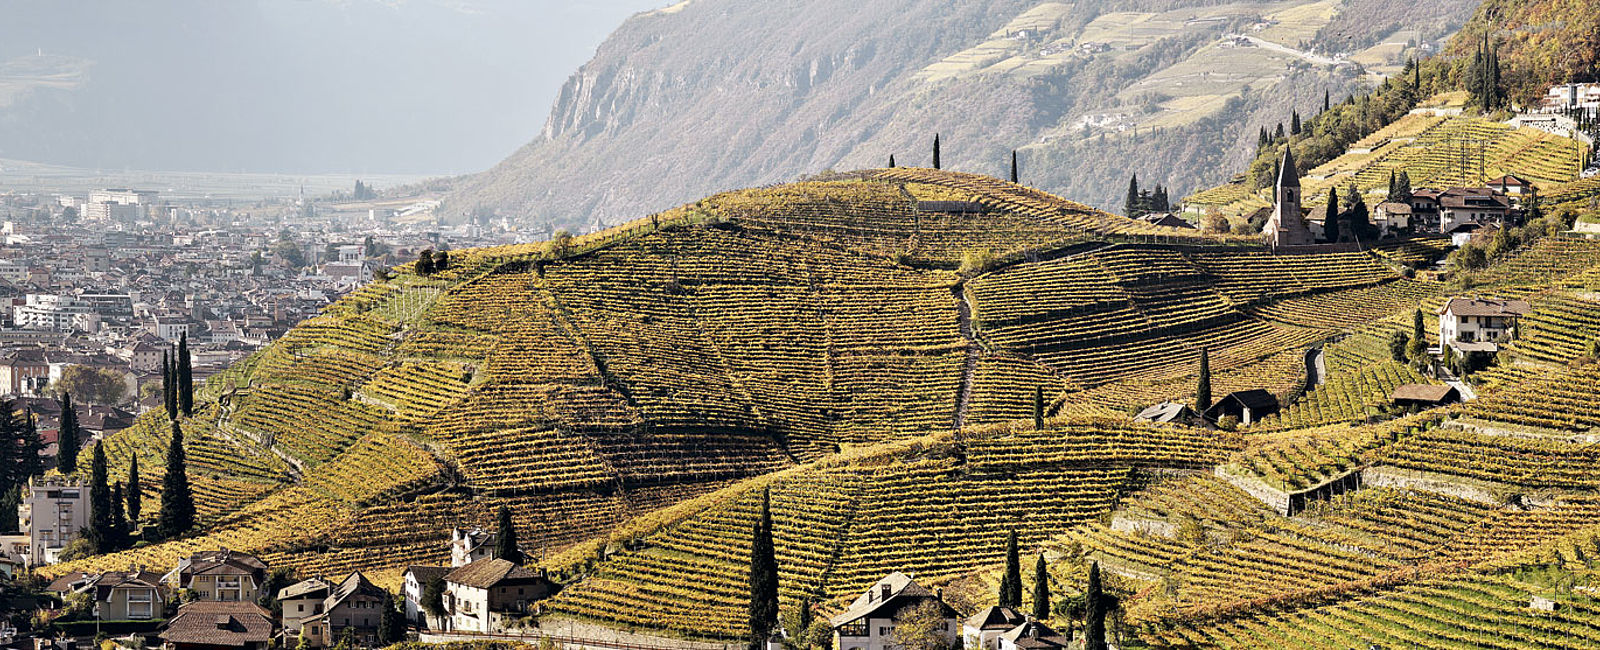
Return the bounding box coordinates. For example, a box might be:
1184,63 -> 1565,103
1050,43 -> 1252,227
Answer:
449,528 -> 495,567
962,606 -> 1026,650
277,577 -> 331,633
1437,297 -> 1532,353
830,572 -> 960,650
442,559 -> 555,634
402,565 -> 450,628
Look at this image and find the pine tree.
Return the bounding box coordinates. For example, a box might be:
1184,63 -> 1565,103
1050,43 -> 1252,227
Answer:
1010,150 -> 1019,184
1324,187 -> 1341,243
1124,175 -> 1141,217
748,488 -> 779,647
494,505 -> 523,565
127,455 -> 142,528
434,250 -> 450,271
158,420 -> 195,539
89,442 -> 112,551
178,334 -> 193,417
377,591 -> 402,645
1397,171 -> 1412,200
1032,553 -> 1050,620
999,530 -> 1021,607
1195,348 -> 1212,413
1084,562 -> 1109,650
932,134 -> 942,170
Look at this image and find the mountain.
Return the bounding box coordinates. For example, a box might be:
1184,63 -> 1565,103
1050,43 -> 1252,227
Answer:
448,0 -> 1482,229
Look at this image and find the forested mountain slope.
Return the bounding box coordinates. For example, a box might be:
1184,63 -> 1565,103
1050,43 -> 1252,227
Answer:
448,0 -> 1480,231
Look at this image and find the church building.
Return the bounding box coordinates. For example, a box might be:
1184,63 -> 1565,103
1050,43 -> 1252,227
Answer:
1264,148 -> 1316,247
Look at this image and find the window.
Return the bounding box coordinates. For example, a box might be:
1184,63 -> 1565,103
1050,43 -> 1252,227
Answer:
298,604 -> 304,613
880,627 -> 891,637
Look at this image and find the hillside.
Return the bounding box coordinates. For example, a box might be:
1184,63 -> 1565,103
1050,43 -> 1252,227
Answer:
447,0 -> 1481,231
49,170 -> 1383,578
50,166 -> 1600,646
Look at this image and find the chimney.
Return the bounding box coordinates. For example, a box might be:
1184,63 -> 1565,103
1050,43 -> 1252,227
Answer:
880,584 -> 892,602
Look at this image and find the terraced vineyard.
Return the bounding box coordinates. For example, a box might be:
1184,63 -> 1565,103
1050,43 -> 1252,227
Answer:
50,167 -> 1600,647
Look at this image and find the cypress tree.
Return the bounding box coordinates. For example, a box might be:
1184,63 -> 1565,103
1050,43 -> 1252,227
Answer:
1032,553 -> 1050,620
111,481 -> 127,550
494,505 -> 523,565
0,402 -> 16,492
999,530 -> 1021,607
158,420 -> 195,539
1196,348 -> 1212,413
127,455 -> 142,527
89,442 -> 112,550
15,409 -> 42,483
1323,89 -> 1330,113
1033,386 -> 1045,430
1397,171 -> 1412,200
932,134 -> 942,170
888,154 -> 896,168
1413,308 -> 1425,342
1010,150 -> 1019,184
1275,122 -> 1285,140
1084,562 -> 1108,650
1124,175 -> 1141,217
164,351 -> 177,420
748,488 -> 779,647
178,333 -> 193,417
1290,111 -> 1302,136
1324,187 -> 1341,243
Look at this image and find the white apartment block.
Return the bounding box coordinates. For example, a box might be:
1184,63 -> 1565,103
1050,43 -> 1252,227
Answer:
19,476 -> 88,567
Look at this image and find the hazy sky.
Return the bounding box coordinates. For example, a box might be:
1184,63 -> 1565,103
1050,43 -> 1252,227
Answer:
0,0 -> 666,175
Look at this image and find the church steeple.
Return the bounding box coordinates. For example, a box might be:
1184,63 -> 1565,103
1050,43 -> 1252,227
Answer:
1277,147 -> 1301,189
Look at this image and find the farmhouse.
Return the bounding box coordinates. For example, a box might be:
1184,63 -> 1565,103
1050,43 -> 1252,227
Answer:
442,558 -> 555,633
298,572 -> 388,648
1437,297 -> 1531,353
1133,401 -> 1204,426
997,620 -> 1072,650
1373,202 -> 1413,235
831,572 -> 960,650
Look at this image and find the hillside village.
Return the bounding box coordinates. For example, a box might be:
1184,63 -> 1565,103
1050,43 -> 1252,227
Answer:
4,1 -> 1600,650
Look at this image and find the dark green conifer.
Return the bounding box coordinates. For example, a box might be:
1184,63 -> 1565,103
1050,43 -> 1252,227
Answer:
1033,386 -> 1045,430
1032,553 -> 1050,620
158,420 -> 195,539
888,154 -> 896,168
178,334 -> 193,416
1124,175 -> 1141,217
1010,150 -> 1019,184
1196,348 -> 1212,413
495,505 -> 523,565
748,488 -> 779,647
933,134 -> 942,170
999,530 -> 1021,607
127,455 -> 142,527
1084,562 -> 1109,650
89,442 -> 112,550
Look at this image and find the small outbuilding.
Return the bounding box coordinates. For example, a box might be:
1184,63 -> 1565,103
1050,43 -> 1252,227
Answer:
1390,384 -> 1461,409
1133,401 -> 1204,426
1204,390 -> 1280,425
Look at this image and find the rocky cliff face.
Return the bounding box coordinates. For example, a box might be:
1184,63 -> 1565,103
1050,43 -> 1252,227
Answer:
453,0 -> 1478,230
